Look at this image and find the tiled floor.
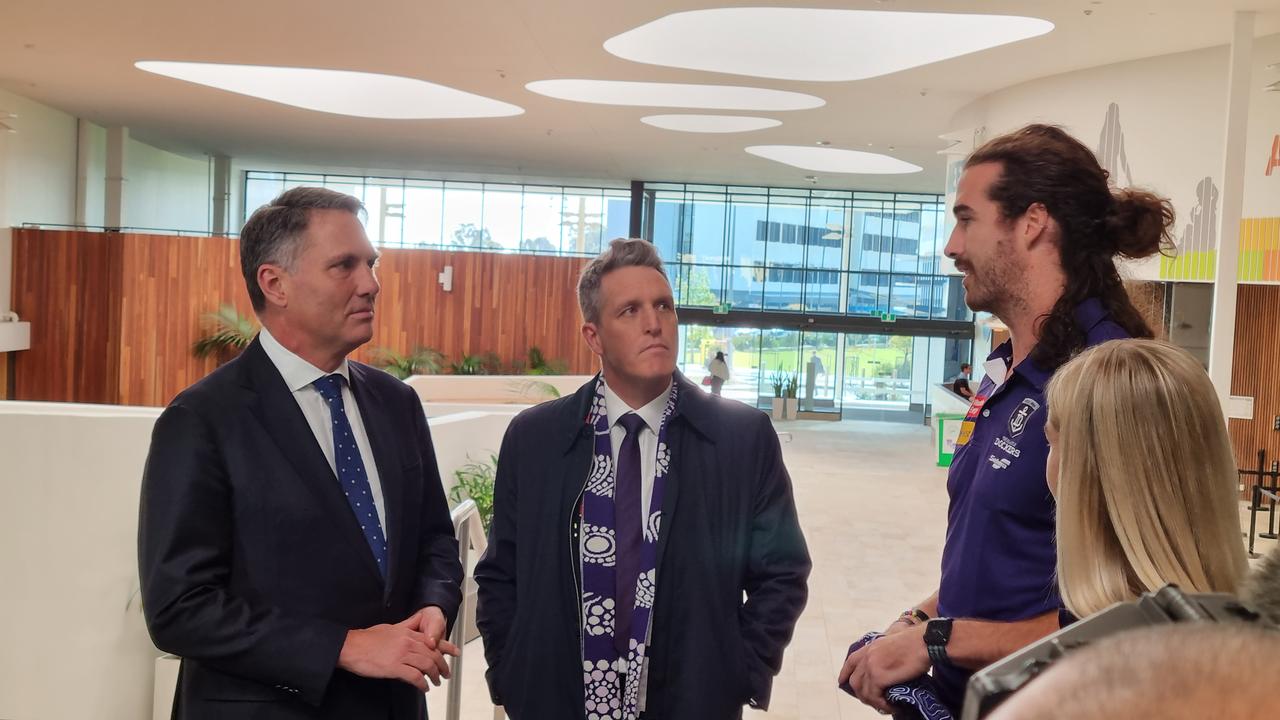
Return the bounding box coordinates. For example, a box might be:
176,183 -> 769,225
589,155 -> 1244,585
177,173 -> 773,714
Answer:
429,418 -> 1277,720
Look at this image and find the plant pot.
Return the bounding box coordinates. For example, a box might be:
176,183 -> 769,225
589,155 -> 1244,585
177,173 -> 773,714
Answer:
771,397 -> 786,420
785,398 -> 799,419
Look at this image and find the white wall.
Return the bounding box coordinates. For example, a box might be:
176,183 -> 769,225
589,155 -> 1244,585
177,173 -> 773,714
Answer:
124,139 -> 210,233
949,33 -> 1280,281
0,399 -> 515,720
0,87 -> 80,317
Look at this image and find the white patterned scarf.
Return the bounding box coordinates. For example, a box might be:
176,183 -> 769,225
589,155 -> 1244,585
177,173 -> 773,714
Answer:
579,377 -> 676,720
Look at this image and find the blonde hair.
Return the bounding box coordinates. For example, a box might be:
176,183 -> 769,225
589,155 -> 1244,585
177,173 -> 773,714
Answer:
1046,339 -> 1247,617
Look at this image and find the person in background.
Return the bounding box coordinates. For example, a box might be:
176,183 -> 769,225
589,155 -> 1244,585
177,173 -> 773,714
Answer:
708,350 -> 731,396
839,124 -> 1174,715
1045,339 -> 1247,622
950,363 -> 974,399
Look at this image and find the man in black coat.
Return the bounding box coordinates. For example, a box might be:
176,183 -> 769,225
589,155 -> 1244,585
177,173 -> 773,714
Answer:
138,187 -> 463,719
475,238 -> 810,720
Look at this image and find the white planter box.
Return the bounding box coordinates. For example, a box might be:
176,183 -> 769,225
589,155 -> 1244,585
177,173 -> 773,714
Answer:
771,397 -> 786,420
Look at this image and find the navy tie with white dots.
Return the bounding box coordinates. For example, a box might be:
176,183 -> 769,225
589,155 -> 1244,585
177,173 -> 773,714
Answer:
312,374 -> 388,579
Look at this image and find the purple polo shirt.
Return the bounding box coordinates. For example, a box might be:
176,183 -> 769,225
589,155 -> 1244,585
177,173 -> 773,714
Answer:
932,298 -> 1129,709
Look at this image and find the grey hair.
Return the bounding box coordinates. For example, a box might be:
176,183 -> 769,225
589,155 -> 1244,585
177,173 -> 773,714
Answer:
239,186 -> 365,312
577,238 -> 668,323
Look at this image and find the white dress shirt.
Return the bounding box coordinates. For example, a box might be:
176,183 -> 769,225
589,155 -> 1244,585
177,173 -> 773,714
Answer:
602,379 -> 673,526
598,377 -> 673,710
258,328 -> 387,533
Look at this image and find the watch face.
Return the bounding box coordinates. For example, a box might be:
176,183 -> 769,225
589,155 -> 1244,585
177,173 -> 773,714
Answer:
925,619 -> 952,645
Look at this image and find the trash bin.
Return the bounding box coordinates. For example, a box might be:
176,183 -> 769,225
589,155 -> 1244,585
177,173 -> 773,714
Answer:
935,413 -> 965,467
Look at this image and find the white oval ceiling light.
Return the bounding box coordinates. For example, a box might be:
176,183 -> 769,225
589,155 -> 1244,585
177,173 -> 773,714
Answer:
745,146 -> 922,174
641,114 -> 781,133
135,61 -> 524,119
525,79 -> 823,111
604,8 -> 1054,82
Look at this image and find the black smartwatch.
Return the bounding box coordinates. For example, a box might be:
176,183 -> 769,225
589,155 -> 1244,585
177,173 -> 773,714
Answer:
924,617 -> 954,664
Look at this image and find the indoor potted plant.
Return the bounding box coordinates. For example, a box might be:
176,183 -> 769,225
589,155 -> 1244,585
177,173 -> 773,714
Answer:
784,372 -> 800,419
768,369 -> 787,420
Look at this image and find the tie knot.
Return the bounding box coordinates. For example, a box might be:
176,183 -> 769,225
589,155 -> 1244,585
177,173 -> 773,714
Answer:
618,412 -> 647,437
313,374 -> 344,402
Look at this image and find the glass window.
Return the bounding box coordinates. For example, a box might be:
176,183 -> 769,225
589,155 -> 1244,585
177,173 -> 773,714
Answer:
848,272 -> 890,316
649,189 -> 685,262
602,189 -> 633,243
243,170 -> 629,258
723,265 -> 764,311
727,190 -> 769,266
244,174 -> 284,217
481,185 -> 523,252
366,180 -> 404,247
686,191 -> 727,264
680,264 -> 723,308
443,182 -> 488,250
403,180 -> 444,247
562,189 -> 605,256
806,195 -> 847,271
519,188 -> 563,253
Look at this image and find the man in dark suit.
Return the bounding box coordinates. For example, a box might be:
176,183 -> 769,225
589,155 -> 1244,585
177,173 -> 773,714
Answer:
138,187 -> 463,719
476,239 -> 811,720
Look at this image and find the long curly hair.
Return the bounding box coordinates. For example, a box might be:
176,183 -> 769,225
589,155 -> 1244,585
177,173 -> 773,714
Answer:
966,125 -> 1175,368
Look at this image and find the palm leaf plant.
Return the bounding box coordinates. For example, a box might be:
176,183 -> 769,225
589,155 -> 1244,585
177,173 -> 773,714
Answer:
371,346 -> 446,379
192,304 -> 257,360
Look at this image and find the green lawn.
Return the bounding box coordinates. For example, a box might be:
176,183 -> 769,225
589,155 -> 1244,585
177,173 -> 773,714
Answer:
739,346 -> 909,376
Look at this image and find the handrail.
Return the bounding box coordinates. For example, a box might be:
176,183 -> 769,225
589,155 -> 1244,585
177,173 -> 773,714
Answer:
446,500 -> 504,720
18,221 -> 232,237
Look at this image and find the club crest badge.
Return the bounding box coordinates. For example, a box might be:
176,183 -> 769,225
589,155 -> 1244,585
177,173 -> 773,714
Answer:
1008,398 -> 1041,438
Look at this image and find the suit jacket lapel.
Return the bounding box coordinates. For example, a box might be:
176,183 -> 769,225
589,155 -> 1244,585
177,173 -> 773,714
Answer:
348,363 -> 406,599
653,424 -> 682,577
241,339 -> 384,585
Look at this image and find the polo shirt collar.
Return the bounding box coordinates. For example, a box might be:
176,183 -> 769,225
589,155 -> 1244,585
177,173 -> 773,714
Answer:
987,297 -> 1112,392
258,327 -> 351,392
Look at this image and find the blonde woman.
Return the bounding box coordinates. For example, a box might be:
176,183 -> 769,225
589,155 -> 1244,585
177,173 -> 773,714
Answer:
1045,338 -> 1248,619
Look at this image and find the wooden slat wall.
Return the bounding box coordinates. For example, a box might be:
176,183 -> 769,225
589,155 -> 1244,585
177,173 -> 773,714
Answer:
12,229 -> 123,404
1228,284 -> 1280,470
0,351 -> 9,399
1123,280 -> 1168,338
116,233 -> 253,406
10,229 -> 597,407
360,248 -> 595,374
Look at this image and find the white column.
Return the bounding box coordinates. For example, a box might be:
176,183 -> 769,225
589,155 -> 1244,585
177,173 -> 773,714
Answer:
104,125 -> 128,229
1208,11 -> 1255,411
0,109 -> 11,317
211,154 -> 231,235
75,119 -> 93,225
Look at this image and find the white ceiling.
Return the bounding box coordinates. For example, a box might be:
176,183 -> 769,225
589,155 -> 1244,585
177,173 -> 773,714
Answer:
1,0 -> 1278,193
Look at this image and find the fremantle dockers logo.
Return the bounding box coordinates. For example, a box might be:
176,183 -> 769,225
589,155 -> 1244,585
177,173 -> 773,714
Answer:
1008,398 -> 1041,438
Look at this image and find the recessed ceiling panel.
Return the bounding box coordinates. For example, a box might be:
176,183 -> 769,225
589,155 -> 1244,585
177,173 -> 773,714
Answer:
605,8 -> 1054,82
135,61 -> 524,119
745,145 -> 922,174
525,79 -> 824,110
641,114 -> 781,133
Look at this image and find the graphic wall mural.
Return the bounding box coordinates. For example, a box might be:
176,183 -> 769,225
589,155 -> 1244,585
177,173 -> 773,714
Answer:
1097,103 -> 1134,187
1161,176 -> 1221,281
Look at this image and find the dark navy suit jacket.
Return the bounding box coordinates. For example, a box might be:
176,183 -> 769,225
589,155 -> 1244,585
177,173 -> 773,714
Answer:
138,337 -> 462,719
476,372 -> 811,720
